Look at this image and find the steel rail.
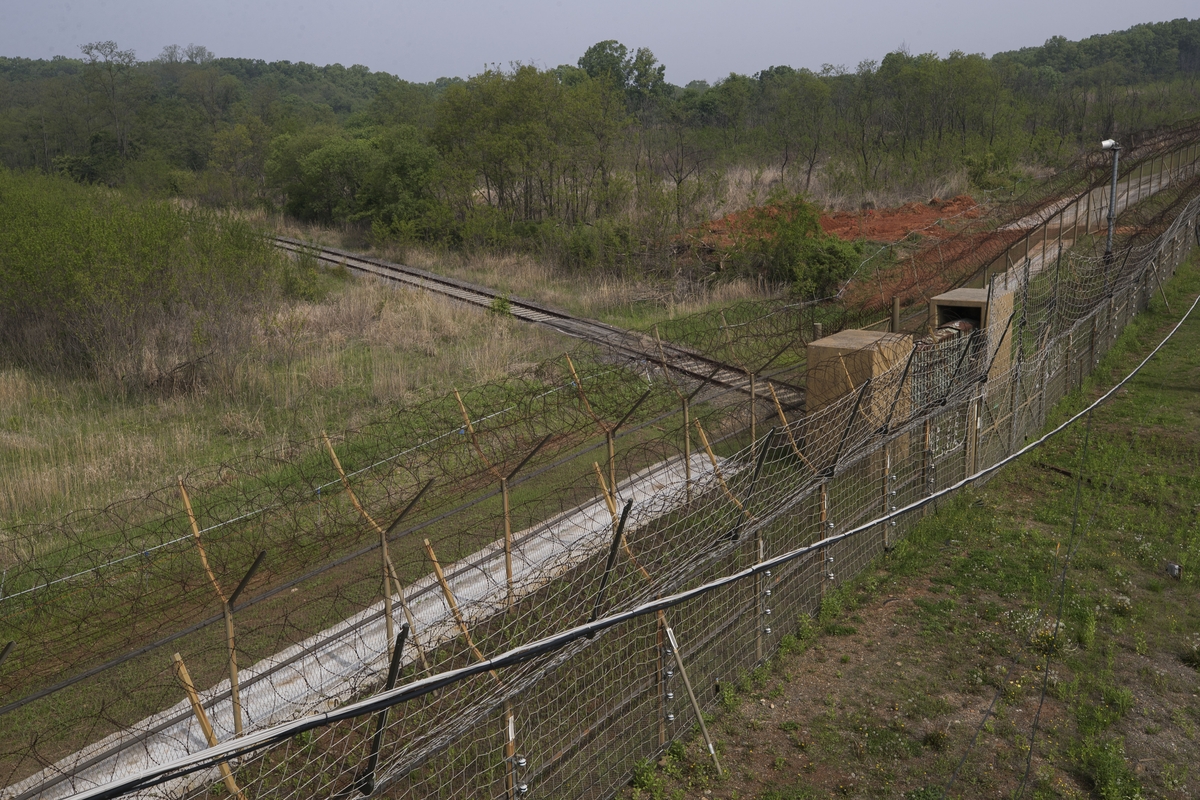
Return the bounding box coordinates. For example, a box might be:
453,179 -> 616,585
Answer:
273,237 -> 805,407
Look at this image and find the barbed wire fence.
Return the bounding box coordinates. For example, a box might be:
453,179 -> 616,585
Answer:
0,134 -> 1199,800
56,196 -> 1200,800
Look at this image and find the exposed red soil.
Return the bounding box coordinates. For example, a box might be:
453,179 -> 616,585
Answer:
843,227 -> 1027,316
819,195 -> 983,243
690,195 -> 984,252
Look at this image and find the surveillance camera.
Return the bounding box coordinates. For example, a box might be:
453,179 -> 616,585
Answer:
1101,139 -> 1120,150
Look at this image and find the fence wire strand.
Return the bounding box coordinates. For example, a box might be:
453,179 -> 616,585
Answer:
2,137 -> 1200,800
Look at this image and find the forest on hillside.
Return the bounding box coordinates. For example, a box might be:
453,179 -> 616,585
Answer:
1,18 -> 1199,278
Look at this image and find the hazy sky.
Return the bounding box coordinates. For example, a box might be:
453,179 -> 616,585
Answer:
1,1 -> 1196,84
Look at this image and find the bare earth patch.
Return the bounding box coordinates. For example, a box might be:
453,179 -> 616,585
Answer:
625,261 -> 1200,800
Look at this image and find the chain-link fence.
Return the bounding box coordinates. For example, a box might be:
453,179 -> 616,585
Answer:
3,136 -> 1200,800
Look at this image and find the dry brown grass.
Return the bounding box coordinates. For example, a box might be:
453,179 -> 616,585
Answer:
0,278 -> 567,525
395,246 -> 769,325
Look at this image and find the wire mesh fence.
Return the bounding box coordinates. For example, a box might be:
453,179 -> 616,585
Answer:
2,134 -> 1200,800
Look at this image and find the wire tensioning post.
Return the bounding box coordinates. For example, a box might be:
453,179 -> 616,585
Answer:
323,433 -> 427,669
880,345 -> 918,434
357,625 -> 409,796
606,389 -> 653,503
587,500 -> 634,633
828,377 -> 872,476
222,550 -> 266,737
227,551 -> 266,609
725,428 -> 776,543
501,434 -> 554,603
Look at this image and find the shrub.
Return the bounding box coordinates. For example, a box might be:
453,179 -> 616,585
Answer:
1072,737 -> 1142,799
726,192 -> 861,296
0,168 -> 292,388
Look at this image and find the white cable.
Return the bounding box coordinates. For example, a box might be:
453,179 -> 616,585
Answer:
71,259 -> 1200,800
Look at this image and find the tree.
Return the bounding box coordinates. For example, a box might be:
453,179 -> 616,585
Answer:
79,41 -> 140,161
184,44 -> 215,65
210,117 -> 271,203
626,47 -> 667,108
758,66 -> 830,187
579,40 -> 630,86
577,41 -> 667,111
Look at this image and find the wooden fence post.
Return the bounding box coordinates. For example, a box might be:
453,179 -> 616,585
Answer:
921,420 -> 932,515
321,434 -> 430,671
172,653 -> 246,800
179,479 -> 247,739
683,397 -> 692,502
423,538 -> 519,799
750,373 -> 757,446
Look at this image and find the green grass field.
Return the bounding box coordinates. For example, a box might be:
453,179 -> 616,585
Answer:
628,250 -> 1200,798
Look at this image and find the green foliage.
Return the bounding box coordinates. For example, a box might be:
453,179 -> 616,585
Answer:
728,193 -> 861,294
817,592 -> 843,625
963,151 -> 1018,191
994,19 -> 1200,82
577,40 -> 667,106
795,612 -> 817,642
1,20 -> 1196,204
1076,682 -> 1135,737
2,22 -> 1199,287
281,248 -> 324,301
1072,737 -> 1143,799
488,295 -> 512,316
630,758 -> 666,799
1072,603 -> 1098,649
267,124 -> 444,235
0,169 -> 292,384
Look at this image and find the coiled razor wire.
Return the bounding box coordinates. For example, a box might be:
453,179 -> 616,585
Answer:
62,260 -> 1200,800
1,137 -> 1198,800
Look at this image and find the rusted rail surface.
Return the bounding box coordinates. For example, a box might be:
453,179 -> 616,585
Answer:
273,236 -> 805,407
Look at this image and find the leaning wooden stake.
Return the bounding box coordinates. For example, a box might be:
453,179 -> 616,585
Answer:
454,389 -> 502,481
767,382 -> 816,473
180,478 -> 222,597
665,627 -> 723,776
179,478 -> 243,738
593,464 -> 651,579
565,355 -> 620,493
691,420 -> 750,519
653,327 -> 692,502
322,433 -> 429,672
564,354 -> 598,421
172,653 -> 246,800
423,538 -> 518,799
456,389 -> 536,605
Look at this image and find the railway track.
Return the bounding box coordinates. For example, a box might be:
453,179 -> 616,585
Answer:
274,237 -> 805,407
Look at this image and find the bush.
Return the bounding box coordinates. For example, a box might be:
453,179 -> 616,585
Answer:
1073,737 -> 1142,799
727,192 -> 861,296
0,169 -> 292,388
539,218 -> 637,274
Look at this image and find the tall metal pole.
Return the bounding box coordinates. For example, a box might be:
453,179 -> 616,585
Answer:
1105,141 -> 1121,260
